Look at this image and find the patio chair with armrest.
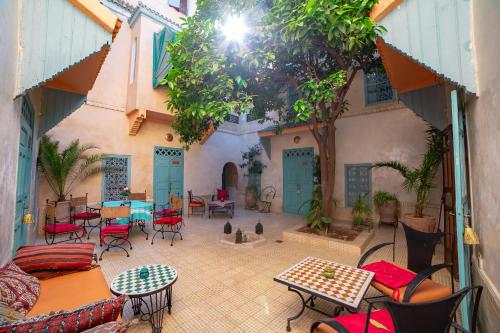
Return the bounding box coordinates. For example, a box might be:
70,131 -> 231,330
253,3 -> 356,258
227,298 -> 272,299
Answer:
99,203 -> 132,260
187,190 -> 205,216
128,190 -> 147,200
70,193 -> 101,239
151,194 -> 184,246
44,200 -> 86,245
357,223 -> 454,304
259,186 -> 276,213
310,285 -> 482,333
156,193 -> 183,218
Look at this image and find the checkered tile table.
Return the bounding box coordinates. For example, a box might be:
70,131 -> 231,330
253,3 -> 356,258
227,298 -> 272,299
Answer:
274,256 -> 374,310
111,264 -> 177,296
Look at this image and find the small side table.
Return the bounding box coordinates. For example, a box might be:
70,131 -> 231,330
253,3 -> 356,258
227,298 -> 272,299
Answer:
110,264 -> 177,333
208,200 -> 235,218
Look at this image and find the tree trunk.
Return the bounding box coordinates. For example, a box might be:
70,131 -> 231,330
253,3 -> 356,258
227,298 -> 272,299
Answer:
318,127 -> 336,218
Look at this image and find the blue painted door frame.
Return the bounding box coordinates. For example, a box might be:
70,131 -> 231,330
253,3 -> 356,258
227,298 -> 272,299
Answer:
153,146 -> 184,207
283,147 -> 314,214
451,90 -> 472,329
14,97 -> 35,253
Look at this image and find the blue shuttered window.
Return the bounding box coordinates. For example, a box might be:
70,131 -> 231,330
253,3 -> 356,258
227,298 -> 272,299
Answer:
364,72 -> 395,105
102,156 -> 131,201
344,164 -> 372,208
153,27 -> 176,88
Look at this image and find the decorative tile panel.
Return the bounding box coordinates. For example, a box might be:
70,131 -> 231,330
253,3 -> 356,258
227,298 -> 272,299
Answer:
364,72 -> 395,105
345,164 -> 372,208
103,156 -> 130,201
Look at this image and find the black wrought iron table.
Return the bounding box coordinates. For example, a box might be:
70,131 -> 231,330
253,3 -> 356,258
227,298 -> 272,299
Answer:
110,264 -> 177,333
274,256 -> 374,332
208,200 -> 235,218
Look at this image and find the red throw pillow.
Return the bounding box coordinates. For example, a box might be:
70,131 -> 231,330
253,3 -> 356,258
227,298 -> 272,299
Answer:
362,260 -> 416,290
0,295 -> 125,333
217,189 -> 229,201
13,243 -> 96,272
0,262 -> 40,315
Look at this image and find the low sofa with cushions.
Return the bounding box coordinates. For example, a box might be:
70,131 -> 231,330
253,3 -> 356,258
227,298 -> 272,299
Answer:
1,243 -> 127,332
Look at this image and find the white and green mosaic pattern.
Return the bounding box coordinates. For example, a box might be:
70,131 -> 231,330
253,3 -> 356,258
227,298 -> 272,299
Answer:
111,264 -> 177,296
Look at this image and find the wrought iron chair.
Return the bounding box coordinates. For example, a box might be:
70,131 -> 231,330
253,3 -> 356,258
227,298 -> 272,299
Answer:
128,190 -> 147,200
151,195 -> 183,246
156,193 -> 183,218
357,223 -> 454,303
310,285 -> 482,333
259,186 -> 276,213
99,204 -> 132,260
70,193 -> 101,239
44,200 -> 86,245
187,190 -> 205,216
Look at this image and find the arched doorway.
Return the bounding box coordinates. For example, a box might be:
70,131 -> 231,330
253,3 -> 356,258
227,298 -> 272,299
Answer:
222,162 -> 238,200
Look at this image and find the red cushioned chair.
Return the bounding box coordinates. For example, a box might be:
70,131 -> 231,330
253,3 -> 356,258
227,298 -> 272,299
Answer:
44,200 -> 86,245
99,204 -> 132,260
187,190 -> 205,216
310,286 -> 482,333
357,223 -> 454,304
151,195 -> 183,246
70,193 -> 101,239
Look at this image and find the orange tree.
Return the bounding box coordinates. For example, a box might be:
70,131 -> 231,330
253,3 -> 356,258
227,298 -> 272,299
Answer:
164,0 -> 384,219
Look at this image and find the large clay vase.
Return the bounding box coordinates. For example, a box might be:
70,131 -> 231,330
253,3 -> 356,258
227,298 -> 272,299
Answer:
245,187 -> 258,209
404,214 -> 436,233
378,200 -> 398,224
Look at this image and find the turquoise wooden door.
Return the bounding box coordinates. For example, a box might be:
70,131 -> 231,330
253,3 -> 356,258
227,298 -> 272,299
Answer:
451,90 -> 472,329
154,147 -> 184,207
283,148 -> 313,214
14,97 -> 34,252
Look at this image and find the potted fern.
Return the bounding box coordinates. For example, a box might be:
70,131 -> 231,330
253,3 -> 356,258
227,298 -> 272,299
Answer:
352,194 -> 372,229
38,135 -> 107,201
373,191 -> 399,225
372,127 -> 444,232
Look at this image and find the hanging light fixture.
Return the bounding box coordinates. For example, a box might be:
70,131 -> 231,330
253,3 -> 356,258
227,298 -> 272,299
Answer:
463,223 -> 480,245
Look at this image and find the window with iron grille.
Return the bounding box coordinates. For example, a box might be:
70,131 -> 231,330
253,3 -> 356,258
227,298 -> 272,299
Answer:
344,164 -> 372,208
225,114 -> 239,124
364,72 -> 395,105
102,156 -> 130,201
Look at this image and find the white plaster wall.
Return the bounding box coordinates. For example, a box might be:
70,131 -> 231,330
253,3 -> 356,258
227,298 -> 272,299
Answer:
0,0 -> 21,263
467,0 -> 500,330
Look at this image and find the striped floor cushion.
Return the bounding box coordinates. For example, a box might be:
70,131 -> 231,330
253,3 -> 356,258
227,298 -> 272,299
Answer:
13,243 -> 96,272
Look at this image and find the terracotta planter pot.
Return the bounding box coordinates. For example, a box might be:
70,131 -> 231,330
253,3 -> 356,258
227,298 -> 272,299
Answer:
378,200 -> 398,224
404,214 -> 436,233
245,187 -> 258,209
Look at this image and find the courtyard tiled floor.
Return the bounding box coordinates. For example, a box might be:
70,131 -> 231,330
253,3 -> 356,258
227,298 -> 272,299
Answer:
84,208 -> 451,333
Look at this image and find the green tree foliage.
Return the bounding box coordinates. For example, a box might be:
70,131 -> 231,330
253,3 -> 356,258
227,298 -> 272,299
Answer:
164,0 -> 384,218
38,136 -> 107,201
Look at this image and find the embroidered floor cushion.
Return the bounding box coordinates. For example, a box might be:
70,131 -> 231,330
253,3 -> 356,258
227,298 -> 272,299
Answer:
13,243 -> 96,272
0,301 -> 23,325
0,262 -> 40,315
0,295 -> 125,333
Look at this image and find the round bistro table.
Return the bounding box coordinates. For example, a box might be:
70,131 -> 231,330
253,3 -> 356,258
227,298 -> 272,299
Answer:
110,264 -> 178,333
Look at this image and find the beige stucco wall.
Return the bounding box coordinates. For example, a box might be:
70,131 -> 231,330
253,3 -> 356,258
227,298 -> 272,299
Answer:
467,0 -> 500,330
262,107 -> 443,219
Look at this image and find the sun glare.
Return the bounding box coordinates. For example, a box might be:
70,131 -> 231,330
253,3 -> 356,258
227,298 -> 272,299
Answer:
222,15 -> 248,43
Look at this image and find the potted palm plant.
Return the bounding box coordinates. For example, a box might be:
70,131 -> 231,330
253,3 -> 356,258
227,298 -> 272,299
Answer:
372,127 -> 444,232
38,135 -> 107,201
239,144 -> 266,209
373,191 -> 399,225
352,194 -> 372,229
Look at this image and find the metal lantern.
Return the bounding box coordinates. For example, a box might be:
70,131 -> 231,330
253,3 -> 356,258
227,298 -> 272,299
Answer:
224,221 -> 232,235
235,228 -> 243,244
255,220 -> 263,235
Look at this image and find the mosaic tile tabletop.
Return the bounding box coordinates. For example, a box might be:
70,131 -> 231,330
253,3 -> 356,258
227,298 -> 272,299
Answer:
111,264 -> 177,296
274,256 -> 374,309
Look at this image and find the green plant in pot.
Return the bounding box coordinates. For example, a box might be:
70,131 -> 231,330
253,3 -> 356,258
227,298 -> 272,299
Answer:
38,135 -> 107,201
352,194 -> 371,227
372,127 -> 444,232
373,191 -> 400,225
240,145 -> 266,209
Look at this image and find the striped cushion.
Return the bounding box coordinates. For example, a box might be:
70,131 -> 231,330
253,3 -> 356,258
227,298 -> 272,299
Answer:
0,295 -> 125,333
13,243 -> 95,272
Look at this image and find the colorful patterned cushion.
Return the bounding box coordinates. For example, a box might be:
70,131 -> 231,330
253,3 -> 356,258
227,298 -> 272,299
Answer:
0,295 -> 125,333
216,189 -> 229,201
13,243 -> 96,272
81,319 -> 136,333
0,262 -> 40,315
43,223 -> 82,234
155,216 -> 183,225
0,301 -> 23,325
71,212 -> 100,220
